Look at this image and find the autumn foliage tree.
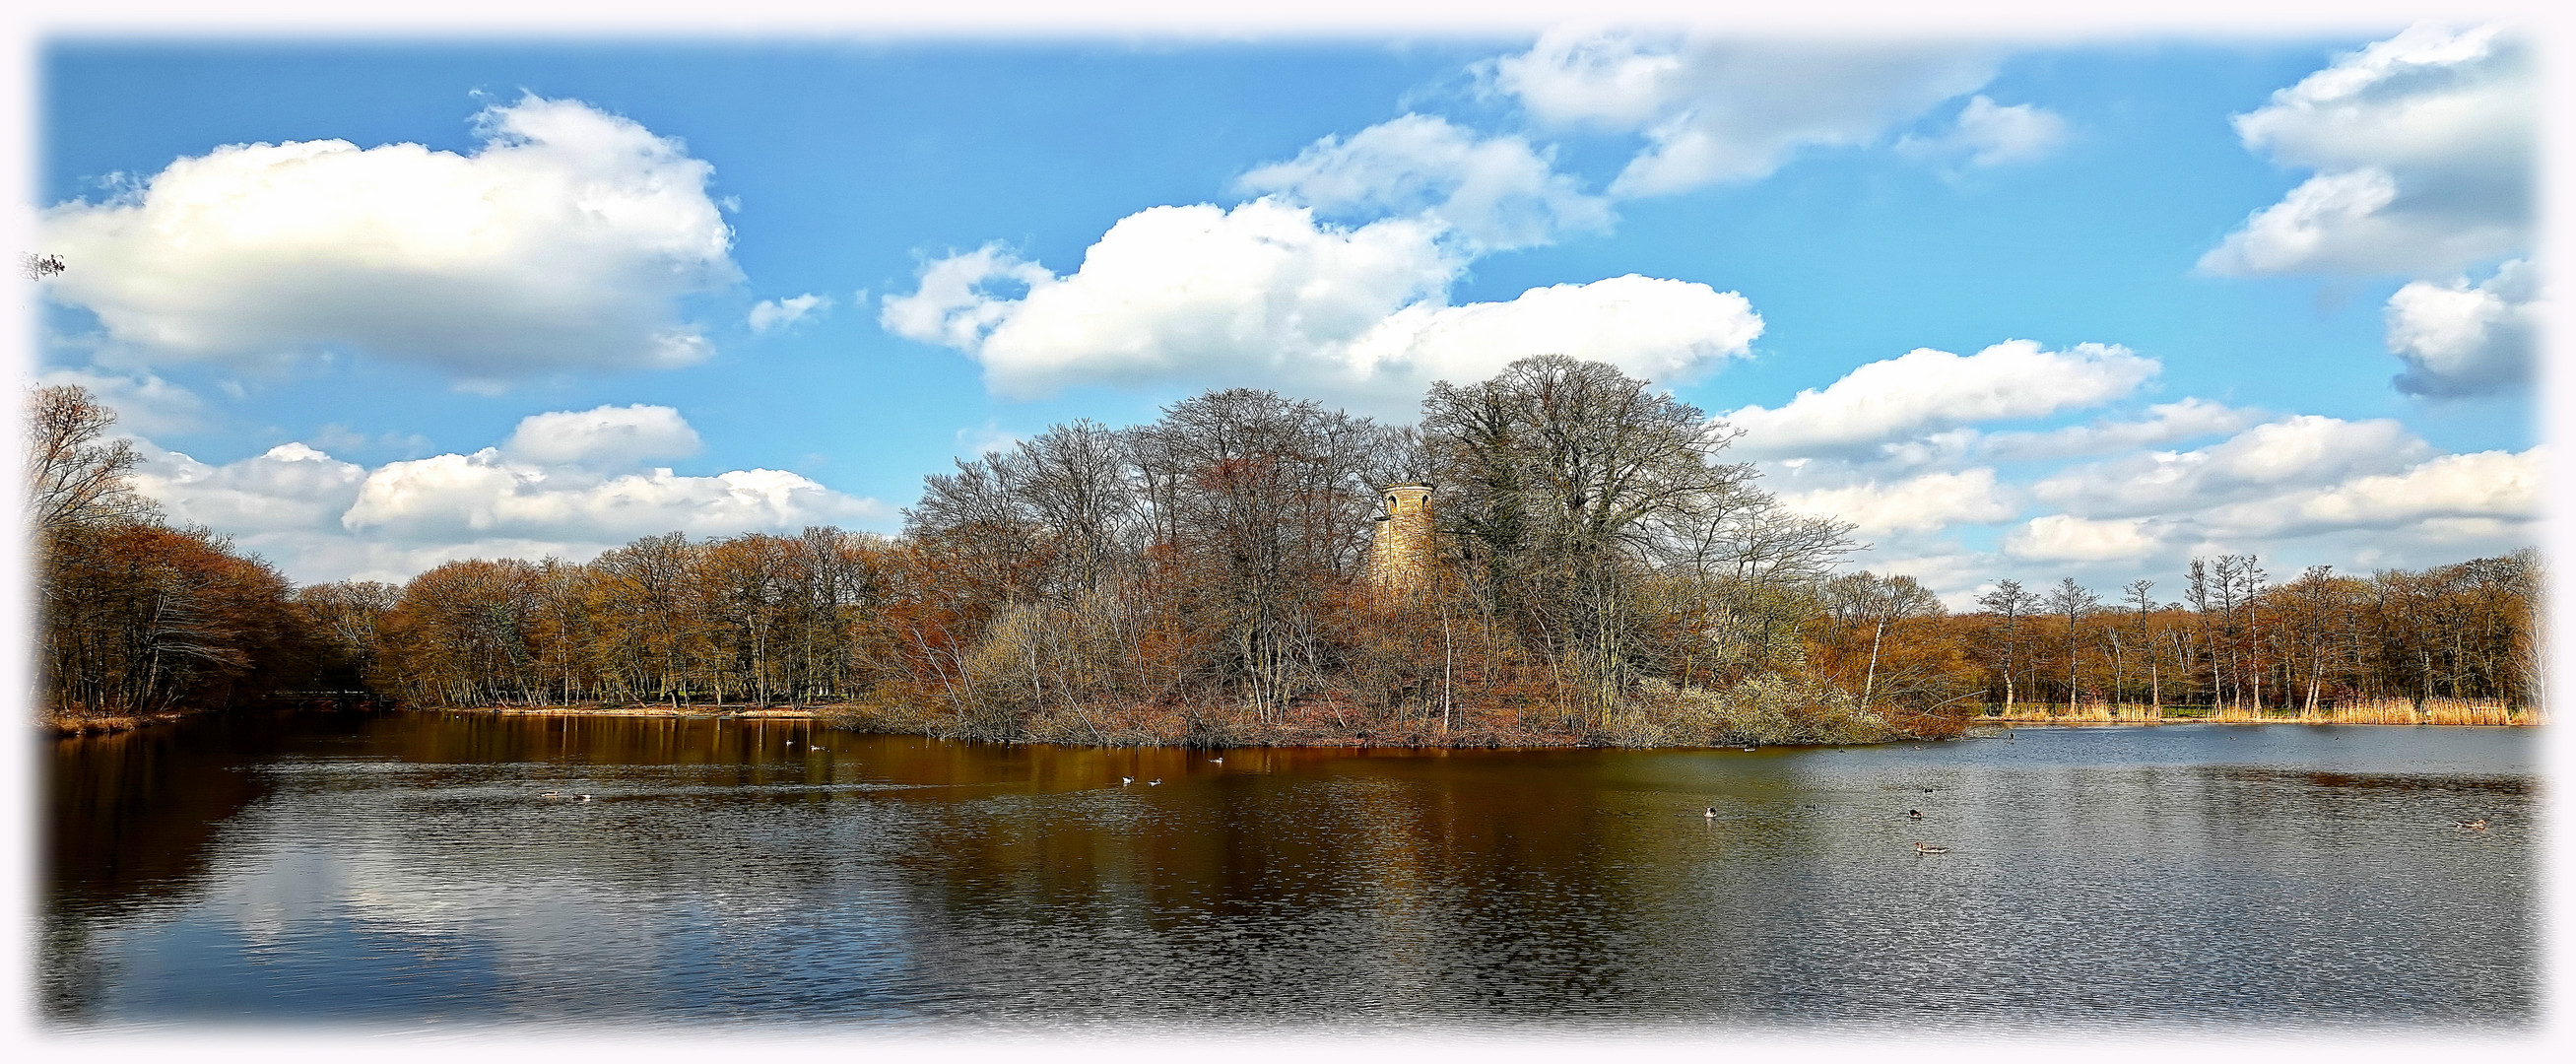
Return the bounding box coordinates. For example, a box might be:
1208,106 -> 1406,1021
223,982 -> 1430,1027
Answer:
1950,551 -> 2541,718
27,385 -> 324,726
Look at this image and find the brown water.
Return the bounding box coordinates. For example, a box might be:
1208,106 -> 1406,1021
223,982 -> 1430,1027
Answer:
41,711 -> 2539,1032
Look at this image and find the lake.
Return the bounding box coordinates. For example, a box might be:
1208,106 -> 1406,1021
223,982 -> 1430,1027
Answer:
40,711 -> 2538,1033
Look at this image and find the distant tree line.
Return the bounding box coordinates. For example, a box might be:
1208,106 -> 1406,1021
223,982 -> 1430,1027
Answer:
25,366 -> 2544,740
1942,553 -> 2542,715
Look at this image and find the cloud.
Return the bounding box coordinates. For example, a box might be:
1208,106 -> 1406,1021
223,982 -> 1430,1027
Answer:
2200,24 -> 2531,276
2198,445 -> 2544,539
881,242 -> 1078,353
2383,257 -> 2539,397
2003,514 -> 2167,564
126,408 -> 888,584
1722,340 -> 2157,459
33,366 -> 205,434
1776,468 -> 2017,537
341,455 -> 878,547
1995,442 -> 2542,574
1894,96 -> 2068,168
748,293 -> 830,333
1489,27 -> 1996,196
882,199 -> 1759,406
500,404 -> 702,466
1235,113 -> 1614,251
2029,415 -> 2432,520
1978,398 -> 2259,461
38,94 -> 738,383
131,440 -> 370,536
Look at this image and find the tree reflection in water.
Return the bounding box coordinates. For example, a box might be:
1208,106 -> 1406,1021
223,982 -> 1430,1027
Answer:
43,714 -> 2539,1031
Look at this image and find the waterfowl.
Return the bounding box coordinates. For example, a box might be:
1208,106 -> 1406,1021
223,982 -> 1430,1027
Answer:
1907,810 -> 1923,819
1121,775 -> 1135,785
1211,757 -> 1223,765
2457,819 -> 2489,830
538,791 -> 561,799
1913,842 -> 1949,854
1148,778 -> 1162,786
576,794 -> 594,802
1703,807 -> 1719,819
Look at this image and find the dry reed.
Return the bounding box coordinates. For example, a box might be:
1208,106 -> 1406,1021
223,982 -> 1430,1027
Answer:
1983,698 -> 2539,726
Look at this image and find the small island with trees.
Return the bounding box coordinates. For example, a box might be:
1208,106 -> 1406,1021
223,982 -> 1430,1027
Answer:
29,356 -> 2543,745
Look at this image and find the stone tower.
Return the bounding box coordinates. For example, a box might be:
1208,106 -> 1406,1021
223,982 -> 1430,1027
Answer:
1368,483 -> 1436,592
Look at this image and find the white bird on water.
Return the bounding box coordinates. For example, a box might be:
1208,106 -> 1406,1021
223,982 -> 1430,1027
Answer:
1913,842 -> 1948,854
1149,778 -> 1163,786
1121,776 -> 1135,785
1703,807 -> 1718,819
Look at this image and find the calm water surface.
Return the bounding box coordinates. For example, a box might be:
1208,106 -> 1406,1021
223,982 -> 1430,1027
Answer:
41,712 -> 2539,1032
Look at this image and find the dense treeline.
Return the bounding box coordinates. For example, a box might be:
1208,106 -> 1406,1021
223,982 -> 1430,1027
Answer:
26,365 -> 2545,741
1946,553 -> 2543,718
27,386 -> 354,730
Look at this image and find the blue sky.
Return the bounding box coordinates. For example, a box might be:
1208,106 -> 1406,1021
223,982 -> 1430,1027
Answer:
31,25 -> 2542,604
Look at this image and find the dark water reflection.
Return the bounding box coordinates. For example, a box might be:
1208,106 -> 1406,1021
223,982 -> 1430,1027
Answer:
42,713 -> 2538,1032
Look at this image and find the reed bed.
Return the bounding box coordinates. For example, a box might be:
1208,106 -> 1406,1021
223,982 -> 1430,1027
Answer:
1985,698 -> 2540,726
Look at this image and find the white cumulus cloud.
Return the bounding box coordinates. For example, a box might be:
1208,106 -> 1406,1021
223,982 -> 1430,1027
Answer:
1723,340 -> 2157,459
500,404 -> 703,467
1895,96 -> 2069,168
132,440 -> 370,536
2201,23 -> 2532,276
1236,113 -> 1613,252
882,199 -> 1759,407
2200,445 -> 2544,539
2030,415 -> 2432,520
123,407 -> 888,584
341,455 -> 875,546
748,293 -> 829,333
38,94 -> 739,383
2383,257 -> 2539,397
1490,27 -> 1996,196
33,366 -> 206,435
1978,398 -> 2259,461
1776,468 -> 2017,537
2003,514 -> 2168,564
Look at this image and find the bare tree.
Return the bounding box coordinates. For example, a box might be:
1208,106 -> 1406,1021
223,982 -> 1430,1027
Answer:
25,385 -> 157,535
2044,577 -> 2099,712
1421,355 -> 1845,725
1976,579 -> 2036,712
1821,571 -> 1944,706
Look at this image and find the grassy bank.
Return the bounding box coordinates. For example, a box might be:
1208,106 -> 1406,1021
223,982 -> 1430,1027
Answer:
40,710 -> 188,736
1983,698 -> 2541,727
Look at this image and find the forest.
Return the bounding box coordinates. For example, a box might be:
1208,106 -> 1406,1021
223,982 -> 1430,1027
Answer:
23,357 -> 2546,742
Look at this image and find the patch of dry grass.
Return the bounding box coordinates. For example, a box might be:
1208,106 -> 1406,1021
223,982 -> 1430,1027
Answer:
1984,698 -> 2539,726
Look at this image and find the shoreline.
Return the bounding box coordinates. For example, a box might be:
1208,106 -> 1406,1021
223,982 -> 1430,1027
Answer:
382,701 -> 1912,749
46,699 -> 2542,742
1973,718 -> 2541,729
1976,700 -> 2539,728
40,711 -> 188,736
